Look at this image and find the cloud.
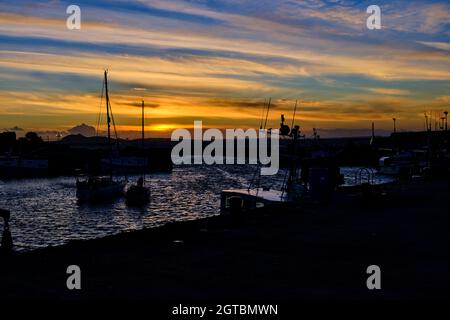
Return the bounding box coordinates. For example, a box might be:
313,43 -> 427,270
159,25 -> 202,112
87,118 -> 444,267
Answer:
1,0 -> 450,136
124,101 -> 160,109
417,41 -> 450,51
365,88 -> 411,95
435,95 -> 450,102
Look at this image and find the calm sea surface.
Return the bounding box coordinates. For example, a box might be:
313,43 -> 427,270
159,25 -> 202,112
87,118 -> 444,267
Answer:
0,165 -> 394,251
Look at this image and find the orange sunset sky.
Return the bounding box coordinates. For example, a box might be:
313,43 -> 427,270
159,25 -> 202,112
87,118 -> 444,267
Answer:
1,0 -> 450,139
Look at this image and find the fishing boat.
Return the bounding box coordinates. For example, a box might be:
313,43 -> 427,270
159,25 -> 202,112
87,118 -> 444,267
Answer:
125,100 -> 150,206
220,187 -> 288,214
76,70 -> 125,202
221,99 -> 306,214
378,151 -> 425,176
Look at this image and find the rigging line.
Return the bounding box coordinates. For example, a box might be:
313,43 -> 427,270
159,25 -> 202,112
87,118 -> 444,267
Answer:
108,100 -> 120,151
251,97 -> 271,190
96,79 -> 105,136
259,98 -> 267,129
291,100 -> 298,129
250,97 -> 273,191
264,98 -> 271,129
251,98 -> 267,190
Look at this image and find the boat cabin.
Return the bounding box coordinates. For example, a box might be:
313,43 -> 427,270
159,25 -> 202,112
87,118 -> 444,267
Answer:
220,188 -> 287,214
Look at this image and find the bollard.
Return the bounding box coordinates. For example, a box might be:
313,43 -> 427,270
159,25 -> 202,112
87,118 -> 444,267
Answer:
0,209 -> 13,252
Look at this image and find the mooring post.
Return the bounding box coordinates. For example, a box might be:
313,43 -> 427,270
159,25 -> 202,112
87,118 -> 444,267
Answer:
0,209 -> 13,252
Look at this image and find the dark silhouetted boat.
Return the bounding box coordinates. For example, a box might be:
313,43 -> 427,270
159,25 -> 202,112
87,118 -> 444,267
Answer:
125,100 -> 150,206
76,176 -> 125,202
221,99 -> 306,214
125,176 -> 150,206
76,70 -> 125,202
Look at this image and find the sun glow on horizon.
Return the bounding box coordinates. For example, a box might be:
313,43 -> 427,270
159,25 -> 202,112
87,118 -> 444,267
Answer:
1,0 -> 450,138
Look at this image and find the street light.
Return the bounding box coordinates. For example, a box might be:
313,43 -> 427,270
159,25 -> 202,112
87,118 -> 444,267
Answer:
393,118 -> 396,134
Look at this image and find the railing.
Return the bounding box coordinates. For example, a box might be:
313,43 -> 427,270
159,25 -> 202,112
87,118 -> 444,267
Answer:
354,167 -> 375,185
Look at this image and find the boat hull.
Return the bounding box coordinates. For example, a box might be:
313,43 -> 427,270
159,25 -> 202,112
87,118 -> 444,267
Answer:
76,179 -> 125,202
125,185 -> 150,206
220,188 -> 287,214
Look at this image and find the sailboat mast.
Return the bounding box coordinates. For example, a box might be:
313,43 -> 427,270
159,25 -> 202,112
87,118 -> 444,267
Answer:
104,70 -> 111,145
104,70 -> 113,179
142,100 -> 146,183
141,100 -> 145,149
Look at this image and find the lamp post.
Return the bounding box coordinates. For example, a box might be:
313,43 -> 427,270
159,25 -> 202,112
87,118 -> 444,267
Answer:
393,118 -> 396,134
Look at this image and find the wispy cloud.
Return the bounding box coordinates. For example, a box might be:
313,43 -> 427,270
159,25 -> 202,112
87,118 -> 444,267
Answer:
365,88 -> 411,95
417,41 -> 450,51
0,0 -> 450,136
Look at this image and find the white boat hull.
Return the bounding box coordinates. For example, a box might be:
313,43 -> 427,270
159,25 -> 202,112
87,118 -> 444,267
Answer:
76,179 -> 125,202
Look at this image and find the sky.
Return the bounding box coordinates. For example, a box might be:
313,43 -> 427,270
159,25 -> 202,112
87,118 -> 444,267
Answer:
1,0 -> 450,139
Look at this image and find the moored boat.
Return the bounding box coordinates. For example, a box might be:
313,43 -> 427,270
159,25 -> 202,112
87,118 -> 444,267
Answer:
76,70 -> 125,202
125,100 -> 151,206
76,177 -> 125,202
220,187 -> 288,214
125,177 -> 150,206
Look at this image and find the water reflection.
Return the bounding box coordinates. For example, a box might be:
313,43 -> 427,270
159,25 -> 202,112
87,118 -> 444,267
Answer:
0,165 -> 394,251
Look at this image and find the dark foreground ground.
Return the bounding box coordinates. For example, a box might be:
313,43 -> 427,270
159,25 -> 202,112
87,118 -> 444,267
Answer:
0,177 -> 449,301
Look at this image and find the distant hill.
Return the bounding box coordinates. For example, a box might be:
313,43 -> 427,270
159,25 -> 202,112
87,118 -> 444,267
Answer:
58,134 -> 173,148
68,124 -> 96,137
59,134 -> 109,145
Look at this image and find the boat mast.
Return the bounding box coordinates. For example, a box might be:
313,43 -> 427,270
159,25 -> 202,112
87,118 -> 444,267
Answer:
104,70 -> 111,145
104,70 -> 113,179
142,100 -> 146,184
141,100 -> 145,150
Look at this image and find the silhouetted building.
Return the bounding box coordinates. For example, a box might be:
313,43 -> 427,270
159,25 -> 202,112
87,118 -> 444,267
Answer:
0,132 -> 16,153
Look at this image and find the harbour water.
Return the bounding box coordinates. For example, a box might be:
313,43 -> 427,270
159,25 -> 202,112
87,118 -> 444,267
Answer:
0,165 -> 394,251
